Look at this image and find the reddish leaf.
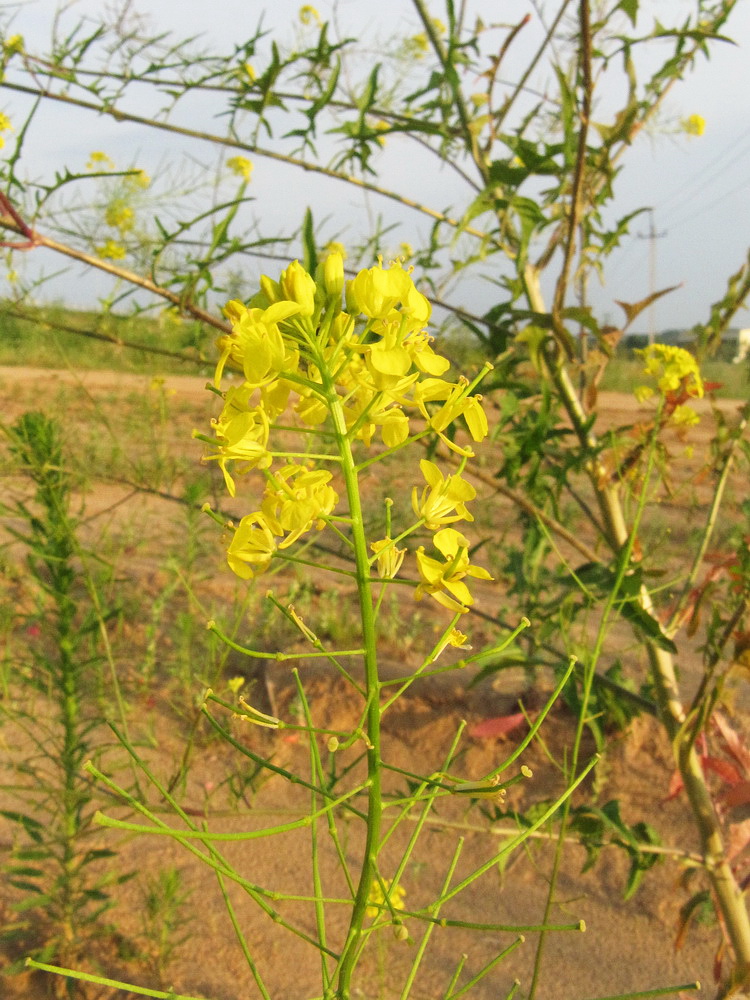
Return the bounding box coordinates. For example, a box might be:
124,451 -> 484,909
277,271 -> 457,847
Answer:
469,712 -> 526,739
713,712 -> 750,774
665,770 -> 684,801
703,756 -> 744,787
722,781 -> 750,810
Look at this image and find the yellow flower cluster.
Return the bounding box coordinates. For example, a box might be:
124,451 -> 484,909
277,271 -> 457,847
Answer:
682,114 -> 706,137
95,239 -> 126,261
105,200 -> 135,234
227,156 -> 254,181
0,111 -> 12,150
634,343 -> 703,400
206,254 -> 491,612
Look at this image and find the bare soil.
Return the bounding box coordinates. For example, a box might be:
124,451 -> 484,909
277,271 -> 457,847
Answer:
0,365 -> 748,1000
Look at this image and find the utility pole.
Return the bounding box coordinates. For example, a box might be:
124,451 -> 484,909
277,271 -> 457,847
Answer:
637,209 -> 667,344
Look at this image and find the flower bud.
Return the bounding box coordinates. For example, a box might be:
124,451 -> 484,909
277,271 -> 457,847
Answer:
323,251 -> 344,298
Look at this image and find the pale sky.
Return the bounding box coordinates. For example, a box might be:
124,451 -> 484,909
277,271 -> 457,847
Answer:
2,0 -> 749,335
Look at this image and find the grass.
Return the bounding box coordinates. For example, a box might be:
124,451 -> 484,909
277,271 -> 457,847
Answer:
0,303 -> 212,374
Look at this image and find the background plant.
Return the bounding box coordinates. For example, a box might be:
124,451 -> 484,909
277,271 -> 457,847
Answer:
0,412 -> 128,980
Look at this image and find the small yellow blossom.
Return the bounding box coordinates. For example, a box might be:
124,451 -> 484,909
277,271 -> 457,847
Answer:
226,513 -> 277,579
87,151 -> 115,171
325,240 -> 347,260
637,343 -> 703,398
682,114 -> 705,137
105,200 -> 135,233
126,169 -> 150,189
4,35 -> 24,55
414,527 -> 493,614
671,404 -> 700,427
299,4 -> 322,26
227,155 -> 254,181
370,537 -> 406,579
240,62 -> 256,82
95,239 -> 126,260
227,675 -> 245,695
6,269 -> 18,284
399,242 -> 414,259
260,464 -> 339,547
366,879 -> 406,919
412,459 -> 476,529
0,112 -> 12,133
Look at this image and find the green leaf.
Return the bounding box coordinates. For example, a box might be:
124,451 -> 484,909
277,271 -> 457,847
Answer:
617,0 -> 638,28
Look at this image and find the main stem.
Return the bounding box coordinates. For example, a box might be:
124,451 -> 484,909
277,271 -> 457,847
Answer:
324,384 -> 382,1000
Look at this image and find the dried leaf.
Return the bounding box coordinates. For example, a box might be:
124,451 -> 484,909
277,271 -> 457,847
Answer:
469,712 -> 526,739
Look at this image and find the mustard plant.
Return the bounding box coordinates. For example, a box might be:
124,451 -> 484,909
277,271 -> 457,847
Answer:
50,254 -> 596,1000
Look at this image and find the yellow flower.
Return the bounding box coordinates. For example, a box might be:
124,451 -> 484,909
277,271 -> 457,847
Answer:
260,464 -> 338,547
240,62 -> 256,82
682,114 -> 705,136
370,538 -> 406,579
87,151 -> 115,171
414,527 -> 492,614
95,239 -> 126,260
637,343 -> 703,398
126,169 -> 150,189
0,112 -> 12,133
205,389 -> 272,495
4,35 -> 23,55
671,404 -> 700,427
299,4 -> 322,26
227,155 -> 254,180
325,240 -> 347,260
105,200 -> 135,233
366,879 -> 405,919
227,675 -> 245,695
412,459 -> 476,529
215,300 -> 302,387
226,513 -> 277,579
399,242 -> 413,259
348,260 -> 413,320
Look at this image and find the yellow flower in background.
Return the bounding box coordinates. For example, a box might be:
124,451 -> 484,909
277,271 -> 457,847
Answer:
399,242 -> 414,259
366,879 -> 405,918
4,34 -> 24,55
325,240 -> 347,260
0,112 -> 12,133
299,4 -> 322,26
240,62 -> 256,83
412,459 -> 476,530
87,151 -> 115,171
95,239 -> 126,260
105,200 -> 135,234
637,343 -> 703,398
414,527 -> 492,614
671,404 -> 700,427
227,155 -> 254,181
125,169 -> 150,189
682,114 -> 705,136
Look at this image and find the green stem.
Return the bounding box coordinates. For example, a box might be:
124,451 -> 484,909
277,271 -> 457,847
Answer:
323,382 -> 382,1000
